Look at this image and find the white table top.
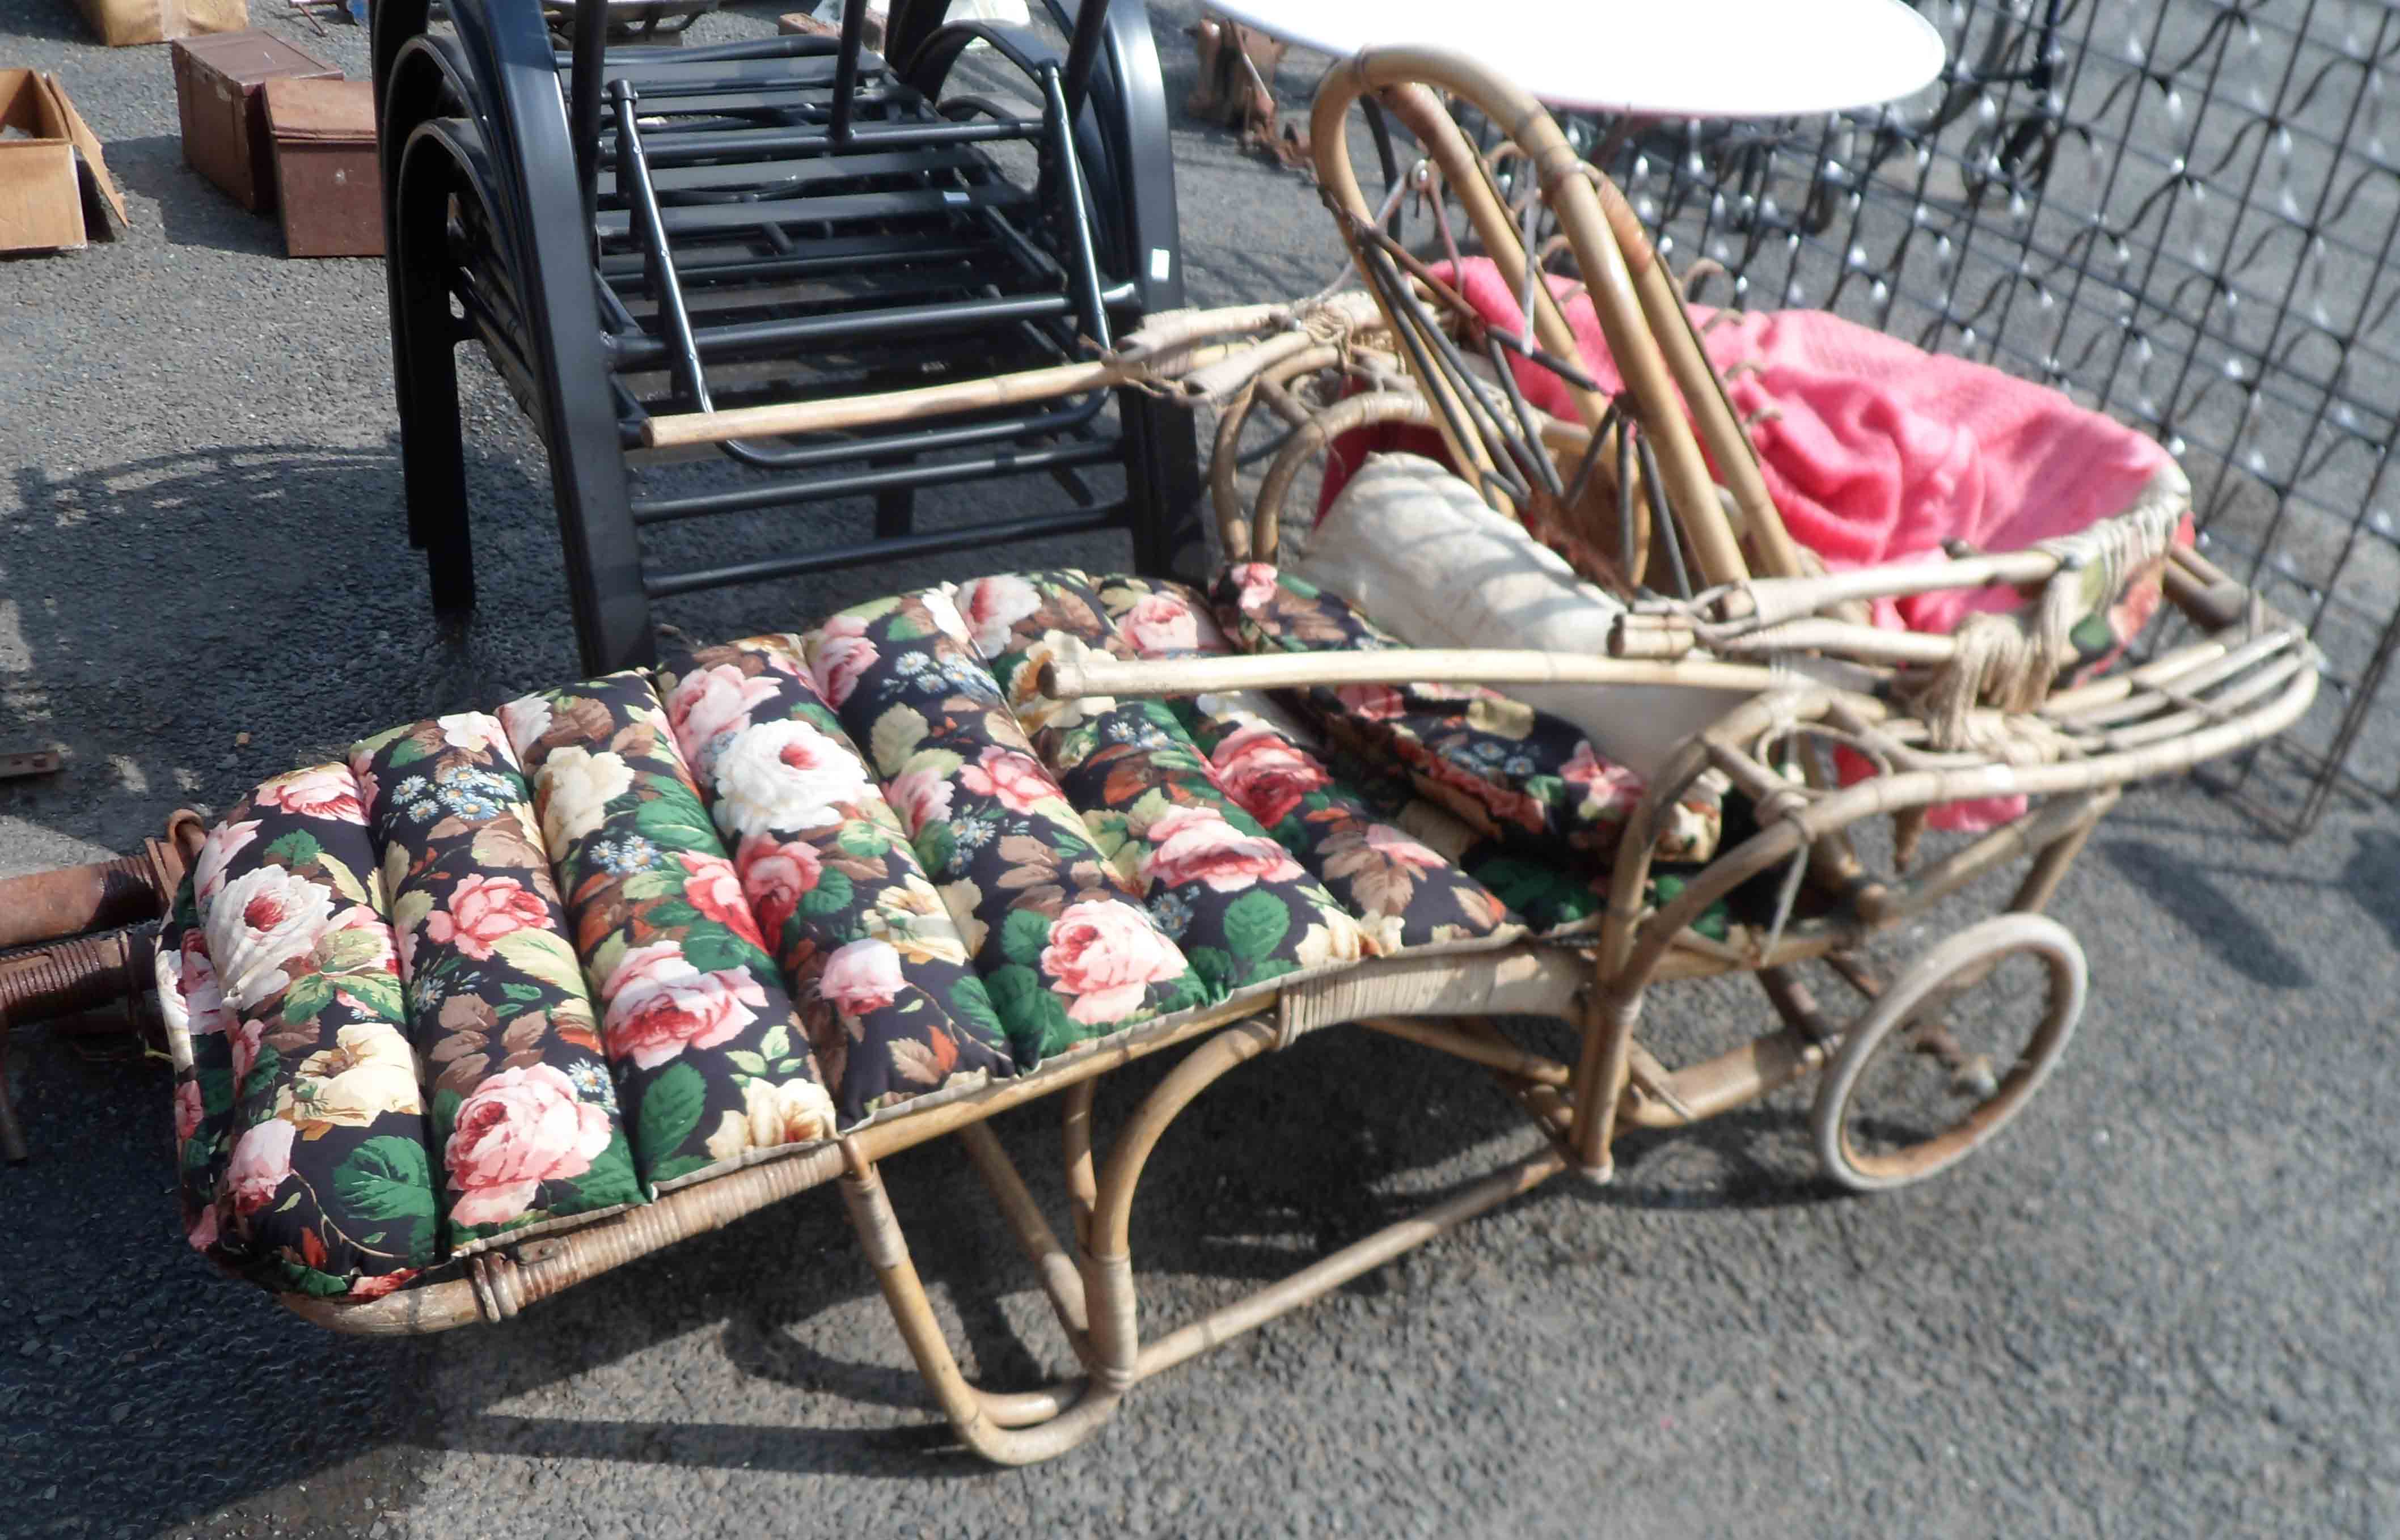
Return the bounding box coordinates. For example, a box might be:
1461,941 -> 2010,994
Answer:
1205,0 -> 1947,119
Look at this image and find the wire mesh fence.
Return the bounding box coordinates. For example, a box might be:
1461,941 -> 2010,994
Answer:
1597,0 -> 2400,836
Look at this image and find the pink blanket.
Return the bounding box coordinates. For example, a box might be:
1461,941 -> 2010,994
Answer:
1316,258 -> 2187,830
1381,258 -> 2178,635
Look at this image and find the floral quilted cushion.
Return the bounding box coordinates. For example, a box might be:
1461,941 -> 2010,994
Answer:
956,570 -> 1375,993
502,672 -> 836,1190
158,883 -> 234,1271
1104,574 -> 1723,942
181,765 -> 437,1298
1212,562 -> 1723,867
165,569 -> 1739,1302
801,589 -> 1211,1064
657,636 -> 1016,1124
350,714 -> 642,1253
1058,573 -> 1527,956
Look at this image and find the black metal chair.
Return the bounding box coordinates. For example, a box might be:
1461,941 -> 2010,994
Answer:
372,0 -> 1197,672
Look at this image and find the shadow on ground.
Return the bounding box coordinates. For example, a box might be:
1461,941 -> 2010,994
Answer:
6,1011 -> 1767,1524
97,135 -> 288,257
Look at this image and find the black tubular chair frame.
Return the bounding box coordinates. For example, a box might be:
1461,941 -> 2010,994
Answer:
372,0 -> 1198,674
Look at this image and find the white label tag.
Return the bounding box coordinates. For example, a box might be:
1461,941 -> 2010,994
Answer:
943,190 -> 970,206
1150,247 -> 1172,282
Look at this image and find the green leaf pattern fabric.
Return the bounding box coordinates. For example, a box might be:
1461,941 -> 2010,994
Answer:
1211,562 -> 1725,866
956,570 -> 1374,995
1089,574 -> 1528,956
159,874 -> 240,1268
656,634 -> 1016,1124
800,589 -> 1207,1066
350,713 -> 640,1250
183,764 -> 436,1298
502,672 -> 836,1192
164,568 -> 1759,1305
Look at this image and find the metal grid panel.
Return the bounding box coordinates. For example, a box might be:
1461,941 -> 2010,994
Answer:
1601,0 -> 2400,835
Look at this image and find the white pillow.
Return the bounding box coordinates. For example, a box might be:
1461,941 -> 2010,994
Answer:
1288,452 -> 1749,778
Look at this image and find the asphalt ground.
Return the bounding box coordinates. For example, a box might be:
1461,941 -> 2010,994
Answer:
3,2 -> 2399,1536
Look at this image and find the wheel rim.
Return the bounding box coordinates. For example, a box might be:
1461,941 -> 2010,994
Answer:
1817,914 -> 2086,1190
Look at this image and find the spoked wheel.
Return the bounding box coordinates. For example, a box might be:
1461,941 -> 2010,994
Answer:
1811,913 -> 2088,1194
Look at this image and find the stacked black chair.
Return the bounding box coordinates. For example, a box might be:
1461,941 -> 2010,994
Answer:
372,0 -> 1195,671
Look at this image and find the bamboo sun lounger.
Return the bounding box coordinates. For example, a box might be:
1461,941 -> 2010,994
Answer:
0,48 -> 2317,1465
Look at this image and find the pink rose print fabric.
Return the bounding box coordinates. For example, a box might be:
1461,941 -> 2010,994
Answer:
164,571 -> 1769,1314
802,589 -> 1206,1064
351,714 -> 641,1250
504,671 -> 836,1190
958,571 -> 1375,996
1211,563 -> 1723,867
1092,575 -> 1526,957
159,881 -> 240,1266
178,764 -> 436,1298
657,636 -> 1015,1124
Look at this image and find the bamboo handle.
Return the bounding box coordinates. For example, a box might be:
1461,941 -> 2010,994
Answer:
1705,548 -> 2065,625
1036,636 -> 1784,700
638,296 -> 1388,449
2162,550 -> 2249,631
643,358 -> 1138,449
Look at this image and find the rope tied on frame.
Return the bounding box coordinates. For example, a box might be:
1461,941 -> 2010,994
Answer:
1915,483 -> 2183,751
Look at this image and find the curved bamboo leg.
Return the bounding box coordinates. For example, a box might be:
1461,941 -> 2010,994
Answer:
1079,1024 -> 1279,1384
957,1122 -> 1091,1346
1566,985 -> 1635,1182
1212,377 -> 1267,563
845,1008 -> 1587,1460
837,1140 -> 1121,1465
1061,1078 -> 1099,1253
2005,789 -> 2115,915
1083,1020 -> 1569,1384
947,1114 -> 1110,1420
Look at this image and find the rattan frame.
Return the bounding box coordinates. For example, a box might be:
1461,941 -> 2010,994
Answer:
159,50 -> 2323,1465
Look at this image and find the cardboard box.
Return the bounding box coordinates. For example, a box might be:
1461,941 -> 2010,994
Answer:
76,0 -> 247,48
0,71 -> 127,253
172,31 -> 338,214
261,77 -> 381,257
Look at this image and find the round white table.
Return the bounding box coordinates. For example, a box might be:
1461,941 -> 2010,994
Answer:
1205,0 -> 1946,120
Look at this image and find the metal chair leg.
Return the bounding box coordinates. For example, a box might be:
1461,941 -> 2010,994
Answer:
391,142 -> 475,614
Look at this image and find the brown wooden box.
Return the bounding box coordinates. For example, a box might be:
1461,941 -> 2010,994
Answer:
261,77 -> 382,257
171,31 -> 337,214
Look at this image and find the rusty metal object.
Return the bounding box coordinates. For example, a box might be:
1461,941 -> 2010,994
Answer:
0,811 -> 199,1162
1188,16 -> 1309,167
0,930 -> 159,1027
0,852 -> 163,951
0,930 -> 162,1165
0,820 -> 192,951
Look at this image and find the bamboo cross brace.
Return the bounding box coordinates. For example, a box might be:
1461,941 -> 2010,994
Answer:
636,297 -> 1385,450
641,357 -> 1144,449
1037,636 -> 1789,699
